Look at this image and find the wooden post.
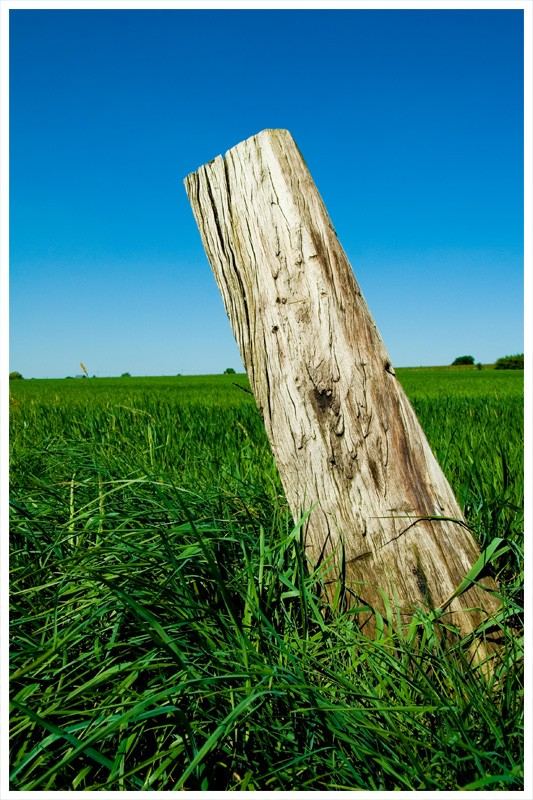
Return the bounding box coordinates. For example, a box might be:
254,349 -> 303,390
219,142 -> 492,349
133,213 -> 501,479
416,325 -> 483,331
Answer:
184,129 -> 499,657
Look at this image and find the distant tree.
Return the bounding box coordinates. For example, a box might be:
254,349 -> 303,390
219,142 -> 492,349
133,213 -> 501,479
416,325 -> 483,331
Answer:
495,353 -> 524,370
451,355 -> 475,366
476,362 -> 483,370
9,371 -> 23,380
121,372 -> 132,378
224,367 -> 236,375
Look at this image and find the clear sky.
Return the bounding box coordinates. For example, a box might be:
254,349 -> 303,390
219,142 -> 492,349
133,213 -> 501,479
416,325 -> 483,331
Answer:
10,8 -> 523,378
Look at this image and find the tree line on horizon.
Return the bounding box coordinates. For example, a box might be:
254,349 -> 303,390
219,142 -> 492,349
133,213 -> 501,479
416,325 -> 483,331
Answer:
451,354 -> 524,370
9,354 -> 525,382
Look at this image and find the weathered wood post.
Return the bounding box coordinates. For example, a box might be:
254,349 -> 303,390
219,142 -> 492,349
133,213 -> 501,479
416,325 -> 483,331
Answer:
184,129 -> 499,660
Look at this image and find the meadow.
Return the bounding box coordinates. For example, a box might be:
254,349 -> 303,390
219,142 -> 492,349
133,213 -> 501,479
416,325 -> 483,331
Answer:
9,367 -> 524,791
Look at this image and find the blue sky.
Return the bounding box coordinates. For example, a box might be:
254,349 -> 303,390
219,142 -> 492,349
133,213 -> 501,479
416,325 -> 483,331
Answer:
10,9 -> 523,377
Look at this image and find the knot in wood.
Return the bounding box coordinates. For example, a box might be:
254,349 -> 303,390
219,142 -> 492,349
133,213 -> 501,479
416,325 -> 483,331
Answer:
312,386 -> 334,413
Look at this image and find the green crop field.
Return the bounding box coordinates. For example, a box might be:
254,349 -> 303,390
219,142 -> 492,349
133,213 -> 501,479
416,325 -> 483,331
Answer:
9,367 -> 524,791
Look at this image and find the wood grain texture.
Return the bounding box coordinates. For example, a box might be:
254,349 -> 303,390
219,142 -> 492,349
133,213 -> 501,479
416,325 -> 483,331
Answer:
184,128 -> 499,655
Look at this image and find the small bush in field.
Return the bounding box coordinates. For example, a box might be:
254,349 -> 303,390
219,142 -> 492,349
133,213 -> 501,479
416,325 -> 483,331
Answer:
452,355 -> 475,366
495,353 -> 524,370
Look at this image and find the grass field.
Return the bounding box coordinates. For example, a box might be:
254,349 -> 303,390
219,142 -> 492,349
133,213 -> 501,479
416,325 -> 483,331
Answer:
9,367 -> 524,791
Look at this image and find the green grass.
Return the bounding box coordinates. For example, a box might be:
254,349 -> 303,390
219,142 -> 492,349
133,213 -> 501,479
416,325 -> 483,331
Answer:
9,368 -> 524,790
